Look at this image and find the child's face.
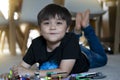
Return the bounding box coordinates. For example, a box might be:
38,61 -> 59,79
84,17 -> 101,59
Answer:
40,15 -> 68,43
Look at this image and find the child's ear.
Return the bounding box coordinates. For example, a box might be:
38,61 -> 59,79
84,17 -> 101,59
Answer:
66,27 -> 70,32
39,27 -> 42,35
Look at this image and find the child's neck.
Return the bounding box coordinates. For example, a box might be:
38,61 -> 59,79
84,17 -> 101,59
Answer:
46,41 -> 61,52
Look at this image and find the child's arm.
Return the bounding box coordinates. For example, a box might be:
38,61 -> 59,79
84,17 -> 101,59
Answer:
12,59 -> 76,78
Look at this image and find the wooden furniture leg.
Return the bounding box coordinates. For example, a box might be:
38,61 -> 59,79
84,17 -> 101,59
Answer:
114,0 -> 120,54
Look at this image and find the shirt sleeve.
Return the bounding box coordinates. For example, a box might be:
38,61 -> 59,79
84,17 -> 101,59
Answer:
23,42 -> 36,65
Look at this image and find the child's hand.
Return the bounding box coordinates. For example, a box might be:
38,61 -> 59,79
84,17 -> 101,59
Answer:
12,65 -> 30,77
0,73 -> 9,79
74,10 -> 90,34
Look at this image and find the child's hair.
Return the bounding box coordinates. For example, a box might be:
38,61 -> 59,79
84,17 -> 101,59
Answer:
37,4 -> 72,27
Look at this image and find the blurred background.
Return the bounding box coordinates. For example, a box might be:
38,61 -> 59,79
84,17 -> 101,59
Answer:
0,0 -> 120,77
0,0 -> 119,55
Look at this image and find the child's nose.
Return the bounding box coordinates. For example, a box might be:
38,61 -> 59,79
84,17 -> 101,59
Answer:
50,24 -> 56,30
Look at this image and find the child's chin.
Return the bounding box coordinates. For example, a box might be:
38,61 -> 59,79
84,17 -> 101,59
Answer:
48,39 -> 60,43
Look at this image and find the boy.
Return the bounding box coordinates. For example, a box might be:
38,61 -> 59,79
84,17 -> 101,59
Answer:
12,4 -> 107,78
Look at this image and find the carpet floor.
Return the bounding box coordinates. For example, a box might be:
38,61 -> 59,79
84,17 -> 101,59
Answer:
0,54 -> 120,80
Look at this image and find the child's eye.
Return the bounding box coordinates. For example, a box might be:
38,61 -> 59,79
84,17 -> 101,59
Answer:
57,22 -> 62,25
43,22 -> 49,25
